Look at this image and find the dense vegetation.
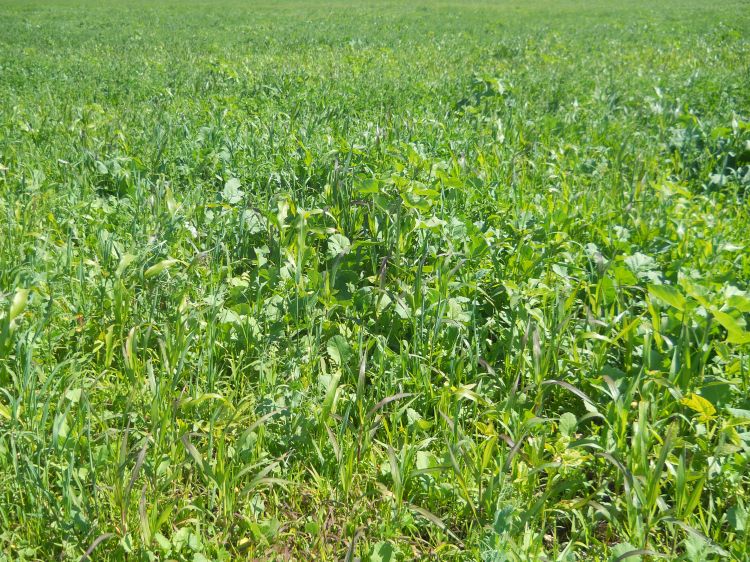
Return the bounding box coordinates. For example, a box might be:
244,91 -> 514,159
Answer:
1,0 -> 749,559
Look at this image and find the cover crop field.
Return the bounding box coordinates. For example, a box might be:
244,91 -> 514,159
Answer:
1,0 -> 749,559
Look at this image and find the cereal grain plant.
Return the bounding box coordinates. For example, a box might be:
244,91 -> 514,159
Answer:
0,0 -> 749,559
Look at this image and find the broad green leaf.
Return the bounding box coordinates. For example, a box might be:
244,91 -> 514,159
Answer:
728,505 -> 747,532
725,286 -> 750,312
679,277 -> 711,308
727,408 -> 750,420
611,265 -> 637,286
222,177 -> 244,204
415,450 -> 439,471
610,543 -> 640,561
356,178 -> 383,194
154,533 -> 171,552
326,335 -> 352,366
369,541 -> 395,562
416,216 -> 446,230
327,233 -> 351,258
711,309 -> 750,345
648,284 -> 686,311
53,413 -> 69,441
171,527 -> 191,552
401,191 -> 431,211
624,253 -> 659,281
559,412 -> 577,437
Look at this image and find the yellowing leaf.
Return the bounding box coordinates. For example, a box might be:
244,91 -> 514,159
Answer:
680,393 -> 716,422
115,253 -> 137,278
9,288 -> 29,322
144,259 -> 180,279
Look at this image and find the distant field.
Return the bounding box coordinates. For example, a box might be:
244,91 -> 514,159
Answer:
1,0 -> 749,559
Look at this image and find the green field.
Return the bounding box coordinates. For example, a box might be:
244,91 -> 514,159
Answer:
1,0 -> 750,559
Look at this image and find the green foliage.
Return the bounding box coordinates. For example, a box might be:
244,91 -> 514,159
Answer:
0,0 -> 749,559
